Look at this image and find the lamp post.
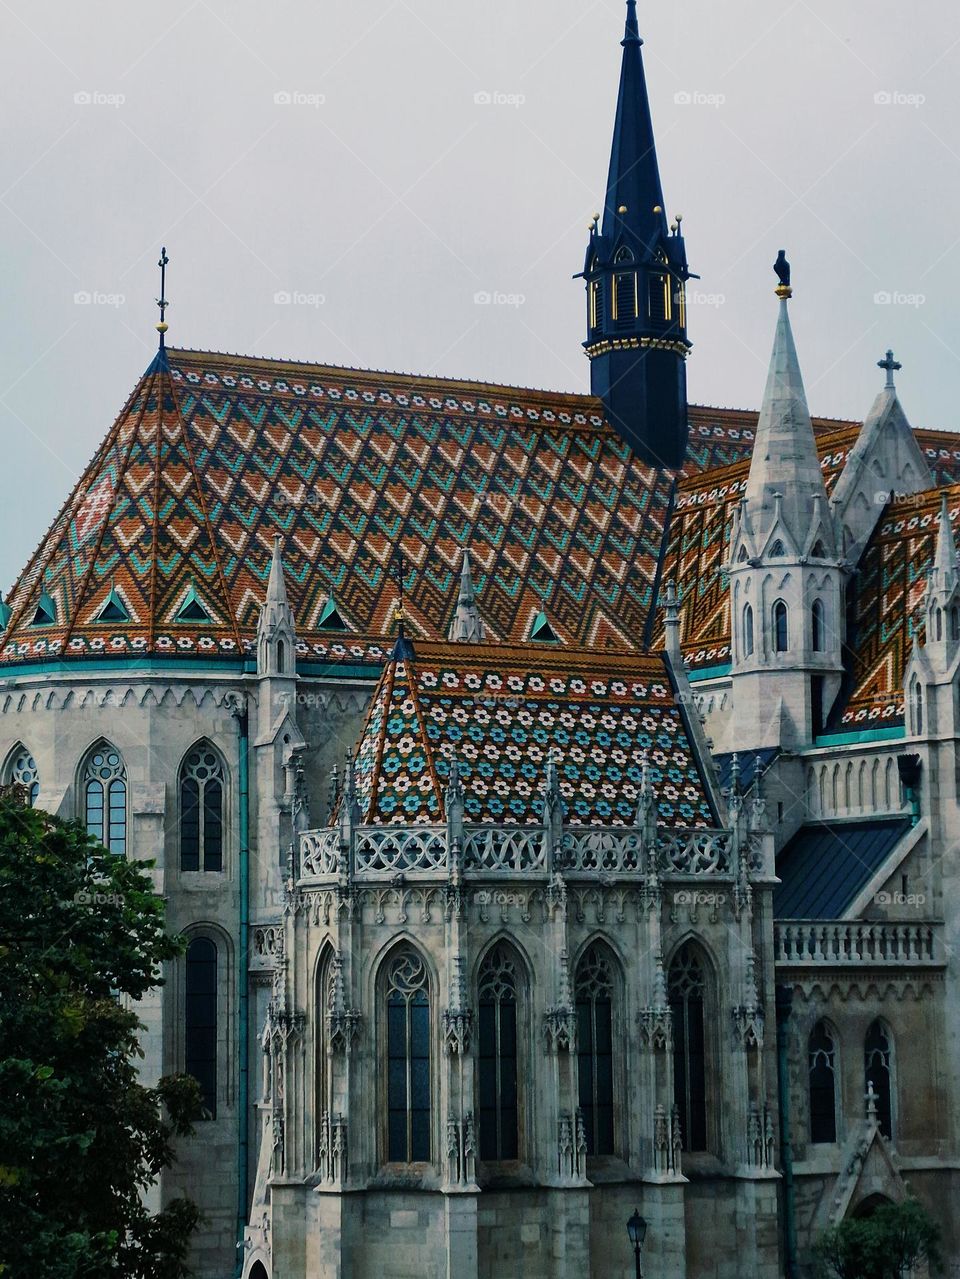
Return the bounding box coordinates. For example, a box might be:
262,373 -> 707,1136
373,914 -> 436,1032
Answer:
627,1209 -> 647,1279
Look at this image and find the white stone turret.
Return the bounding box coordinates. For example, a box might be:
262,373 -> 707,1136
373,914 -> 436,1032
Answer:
448,549 -> 486,642
257,535 -> 297,678
905,493 -> 960,738
727,281 -> 845,751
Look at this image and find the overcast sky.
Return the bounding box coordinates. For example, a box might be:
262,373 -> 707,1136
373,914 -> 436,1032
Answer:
1,0 -> 958,590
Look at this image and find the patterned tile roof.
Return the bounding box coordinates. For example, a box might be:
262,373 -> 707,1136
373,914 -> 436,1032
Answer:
0,348 -> 773,667
661,440 -> 960,729
351,641 -> 716,827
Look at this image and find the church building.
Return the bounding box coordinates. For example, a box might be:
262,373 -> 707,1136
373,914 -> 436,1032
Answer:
2,2 -> 958,1275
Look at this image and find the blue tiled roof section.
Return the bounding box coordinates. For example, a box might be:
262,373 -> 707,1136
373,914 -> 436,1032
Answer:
714,747 -> 778,796
774,817 -> 912,920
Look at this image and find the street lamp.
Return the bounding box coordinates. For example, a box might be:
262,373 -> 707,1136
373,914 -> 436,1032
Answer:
627,1209 -> 647,1279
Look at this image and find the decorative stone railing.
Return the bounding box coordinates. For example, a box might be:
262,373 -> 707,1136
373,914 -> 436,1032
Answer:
298,820 -> 760,884
774,922 -> 944,967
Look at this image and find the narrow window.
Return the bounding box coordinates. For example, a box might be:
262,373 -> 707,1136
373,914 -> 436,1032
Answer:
576,944 -> 615,1156
809,1022 -> 837,1143
386,949 -> 431,1163
812,599 -> 826,652
185,937 -> 218,1118
743,604 -> 755,657
277,640 -> 286,674
864,1021 -> 893,1140
614,272 -> 638,324
180,745 -> 224,872
648,273 -> 670,322
951,606 -> 960,642
773,600 -> 789,653
935,607 -> 943,642
669,943 -> 708,1152
811,675 -> 825,736
477,946 -> 519,1161
83,743 -> 126,856
911,679 -> 924,735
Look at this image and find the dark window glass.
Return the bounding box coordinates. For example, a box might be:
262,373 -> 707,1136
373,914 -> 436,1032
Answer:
478,947 -> 519,1161
648,273 -> 668,322
185,938 -> 218,1118
743,604 -> 754,657
385,950 -> 430,1163
669,943 -> 708,1152
809,1021 -> 837,1143
812,599 -> 825,651
83,746 -> 126,856
865,1021 -> 893,1140
576,945 -> 615,1156
811,675 -> 825,736
773,600 -> 789,652
180,746 -> 224,872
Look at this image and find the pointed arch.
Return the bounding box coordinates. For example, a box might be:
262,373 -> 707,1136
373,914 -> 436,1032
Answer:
742,602 -> 755,658
2,742 -> 40,805
179,739 -> 226,872
476,939 -> 526,1162
909,677 -> 924,736
811,598 -> 826,652
80,739 -> 127,856
574,939 -> 621,1157
772,599 -> 789,652
314,940 -> 338,1163
808,1019 -> 839,1144
865,1019 -> 894,1140
885,756 -> 898,809
377,941 -> 432,1164
668,939 -> 715,1153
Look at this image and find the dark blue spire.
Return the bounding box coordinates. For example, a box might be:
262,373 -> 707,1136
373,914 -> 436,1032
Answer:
577,1 -> 693,470
601,0 -> 668,255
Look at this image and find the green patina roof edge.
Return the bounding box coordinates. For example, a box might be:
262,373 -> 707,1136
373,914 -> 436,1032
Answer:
0,656 -> 383,680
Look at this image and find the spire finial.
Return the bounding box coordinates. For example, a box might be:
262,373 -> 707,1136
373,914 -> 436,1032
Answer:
390,550 -> 416,662
878,348 -> 902,390
156,247 -> 170,347
774,249 -> 792,300
623,0 -> 642,44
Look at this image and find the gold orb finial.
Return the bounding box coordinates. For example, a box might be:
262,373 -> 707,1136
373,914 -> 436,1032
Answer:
617,204 -> 628,214
653,204 -> 663,213
775,283 -> 793,300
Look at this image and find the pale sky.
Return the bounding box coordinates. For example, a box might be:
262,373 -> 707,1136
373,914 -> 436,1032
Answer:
2,0 -> 959,590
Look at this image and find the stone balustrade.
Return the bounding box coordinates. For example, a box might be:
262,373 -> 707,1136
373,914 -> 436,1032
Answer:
774,921 -> 944,966
298,819 -> 756,884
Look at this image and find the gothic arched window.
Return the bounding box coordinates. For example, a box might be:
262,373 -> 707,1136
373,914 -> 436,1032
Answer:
910,678 -> 924,736
185,937 -> 218,1118
809,1021 -> 838,1144
385,948 -> 431,1163
477,946 -> 519,1162
934,606 -> 943,642
865,1021 -> 893,1140
951,605 -> 960,642
83,742 -> 126,856
743,604 -> 755,658
669,943 -> 708,1152
769,540 -> 786,557
575,944 -> 615,1156
811,599 -> 826,652
4,745 -> 39,805
773,600 -> 789,653
180,744 -> 224,872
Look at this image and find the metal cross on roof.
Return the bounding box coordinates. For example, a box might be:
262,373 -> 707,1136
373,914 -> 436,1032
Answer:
878,348 -> 902,389
156,247 -> 170,348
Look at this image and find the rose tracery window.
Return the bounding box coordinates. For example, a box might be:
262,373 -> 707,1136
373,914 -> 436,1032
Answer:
180,744 -> 224,872
83,743 -> 126,856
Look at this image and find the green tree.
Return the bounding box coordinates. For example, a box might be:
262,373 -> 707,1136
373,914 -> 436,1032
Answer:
814,1197 -> 942,1279
0,795 -> 203,1278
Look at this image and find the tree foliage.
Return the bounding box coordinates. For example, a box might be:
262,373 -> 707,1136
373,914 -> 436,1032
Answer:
814,1197 -> 942,1279
0,797 -> 203,1278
